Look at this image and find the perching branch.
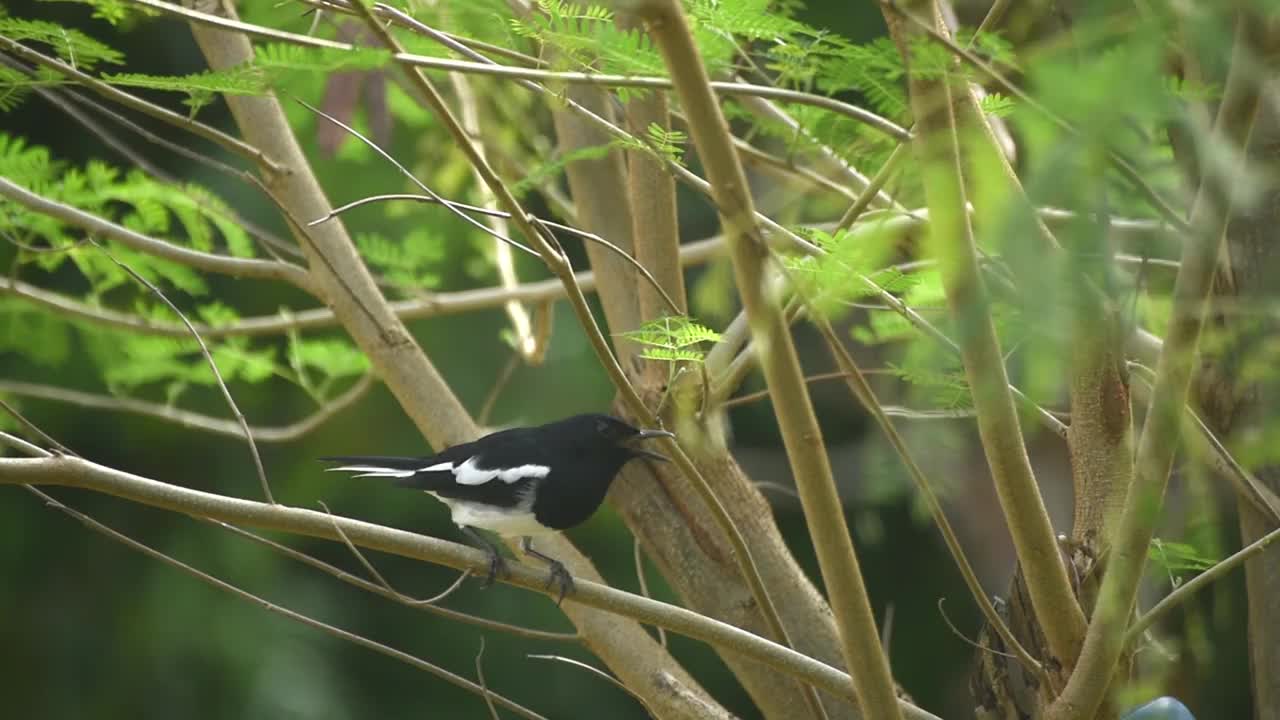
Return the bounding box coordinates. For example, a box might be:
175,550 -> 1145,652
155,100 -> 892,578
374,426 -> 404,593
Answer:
0,453 -> 939,720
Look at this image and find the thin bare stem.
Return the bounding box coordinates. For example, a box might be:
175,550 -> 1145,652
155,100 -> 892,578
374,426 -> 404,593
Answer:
815,317 -> 1049,688
320,500 -> 473,606
312,191 -> 682,315
633,537 -> 667,648
476,639 -> 501,720
0,236 -> 721,339
1125,523 -> 1280,647
526,654 -> 655,717
19,485 -> 548,720
91,240 -> 274,504
212,521 -> 579,642
0,375 -> 373,443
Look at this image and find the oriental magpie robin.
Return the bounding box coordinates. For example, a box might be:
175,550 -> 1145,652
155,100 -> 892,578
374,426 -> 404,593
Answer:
322,413 -> 674,603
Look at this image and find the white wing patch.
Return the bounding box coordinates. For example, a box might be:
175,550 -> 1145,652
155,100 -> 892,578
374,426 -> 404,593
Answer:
452,456 -> 550,486
420,461 -> 453,472
325,465 -> 416,479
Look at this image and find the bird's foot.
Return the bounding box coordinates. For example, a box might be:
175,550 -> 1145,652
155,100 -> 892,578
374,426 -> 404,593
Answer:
545,560 -> 575,606
480,549 -> 511,589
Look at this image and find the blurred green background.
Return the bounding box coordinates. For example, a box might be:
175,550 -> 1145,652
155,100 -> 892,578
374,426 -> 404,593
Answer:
0,1 -> 1254,718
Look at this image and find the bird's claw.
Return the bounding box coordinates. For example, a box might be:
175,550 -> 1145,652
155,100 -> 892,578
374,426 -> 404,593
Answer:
545,560 -> 574,606
480,551 -> 511,588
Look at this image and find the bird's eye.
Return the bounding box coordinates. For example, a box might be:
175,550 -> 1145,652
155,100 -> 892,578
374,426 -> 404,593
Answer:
595,418 -> 610,435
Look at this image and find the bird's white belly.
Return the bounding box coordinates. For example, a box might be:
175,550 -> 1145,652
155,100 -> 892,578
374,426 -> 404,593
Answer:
429,494 -> 553,537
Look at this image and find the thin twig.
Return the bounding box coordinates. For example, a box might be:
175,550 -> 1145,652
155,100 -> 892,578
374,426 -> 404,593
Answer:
320,501 -> 473,606
0,178 -> 315,290
935,598 -> 1018,660
476,638 -> 502,720
633,536 -> 667,648
1125,523 -> 1280,647
526,654 -> 656,718
20,485 -> 548,720
0,375 -> 374,443
212,521 -> 579,642
91,239 -> 275,504
311,191 -> 682,315
0,236 -> 722,339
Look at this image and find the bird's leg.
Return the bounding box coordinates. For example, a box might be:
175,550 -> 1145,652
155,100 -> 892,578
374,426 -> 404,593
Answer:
460,526 -> 509,588
520,536 -> 574,606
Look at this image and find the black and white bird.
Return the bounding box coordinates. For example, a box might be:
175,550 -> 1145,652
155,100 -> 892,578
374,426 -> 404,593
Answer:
322,413 -> 674,602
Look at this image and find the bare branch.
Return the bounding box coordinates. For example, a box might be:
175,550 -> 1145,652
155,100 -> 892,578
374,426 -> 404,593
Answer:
0,375 -> 373,443
18,484 -> 549,720
0,454 -> 941,719
0,177 -> 315,291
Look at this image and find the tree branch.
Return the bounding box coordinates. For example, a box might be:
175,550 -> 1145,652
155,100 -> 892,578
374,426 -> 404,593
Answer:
1047,15 -> 1269,717
0,454 -> 938,720
0,177 -> 315,291
636,2 -> 905,718
885,0 -> 1087,670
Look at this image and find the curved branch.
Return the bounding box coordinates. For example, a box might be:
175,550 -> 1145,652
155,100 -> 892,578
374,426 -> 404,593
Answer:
130,0 -> 910,141
0,375 -> 373,443
0,237 -> 723,339
0,454 -> 939,720
0,178 -> 315,291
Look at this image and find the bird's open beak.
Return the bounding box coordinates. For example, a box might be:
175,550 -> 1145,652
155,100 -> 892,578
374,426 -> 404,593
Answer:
630,428 -> 675,462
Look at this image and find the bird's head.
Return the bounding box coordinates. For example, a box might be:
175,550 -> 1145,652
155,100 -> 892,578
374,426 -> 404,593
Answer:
569,414 -> 675,463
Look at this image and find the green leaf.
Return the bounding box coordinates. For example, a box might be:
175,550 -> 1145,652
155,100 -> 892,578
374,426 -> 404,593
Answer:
0,17 -> 125,68
1148,539 -> 1218,575
620,316 -> 721,364
290,338 -> 370,380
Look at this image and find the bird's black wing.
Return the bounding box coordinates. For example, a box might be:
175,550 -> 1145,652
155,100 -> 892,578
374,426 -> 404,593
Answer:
321,426 -> 553,499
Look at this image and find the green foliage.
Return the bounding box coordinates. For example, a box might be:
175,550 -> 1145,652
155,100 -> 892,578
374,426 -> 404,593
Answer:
786,222 -> 914,318
510,1 -> 666,76
0,299 -> 73,367
354,229 -> 446,292
509,143 -> 614,198
0,16 -> 125,69
1148,538 -> 1218,576
289,337 -> 370,381
615,123 -> 688,167
620,316 -> 721,364
0,134 -> 254,295
99,44 -> 392,114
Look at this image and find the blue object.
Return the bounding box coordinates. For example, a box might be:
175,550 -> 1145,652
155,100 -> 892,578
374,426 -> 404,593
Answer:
1122,697 -> 1195,720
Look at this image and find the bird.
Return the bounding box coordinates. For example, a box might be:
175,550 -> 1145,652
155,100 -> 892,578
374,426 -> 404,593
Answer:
321,413 -> 675,604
